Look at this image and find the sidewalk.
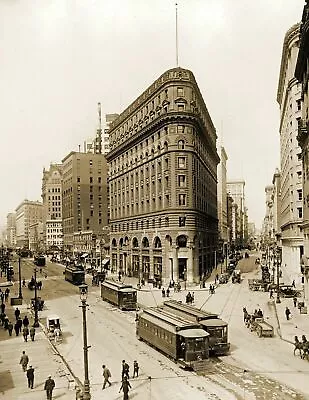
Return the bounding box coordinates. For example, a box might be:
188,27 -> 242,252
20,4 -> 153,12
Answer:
0,284 -> 75,399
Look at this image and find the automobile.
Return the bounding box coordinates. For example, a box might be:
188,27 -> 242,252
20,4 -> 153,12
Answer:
278,285 -> 301,298
219,273 -> 229,284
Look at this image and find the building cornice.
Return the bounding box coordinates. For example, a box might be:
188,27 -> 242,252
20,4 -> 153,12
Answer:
277,23 -> 300,104
295,2 -> 309,80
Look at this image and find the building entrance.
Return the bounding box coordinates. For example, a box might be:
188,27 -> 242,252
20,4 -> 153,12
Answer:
178,258 -> 187,280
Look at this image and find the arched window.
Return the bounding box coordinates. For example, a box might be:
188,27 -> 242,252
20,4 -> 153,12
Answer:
142,237 -> 149,248
177,235 -> 187,248
119,238 -> 124,248
164,141 -> 168,151
132,237 -> 139,248
153,237 -> 162,248
178,140 -> 185,150
111,238 -> 117,247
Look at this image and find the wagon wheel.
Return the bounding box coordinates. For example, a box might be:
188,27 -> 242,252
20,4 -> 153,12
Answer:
257,327 -> 262,337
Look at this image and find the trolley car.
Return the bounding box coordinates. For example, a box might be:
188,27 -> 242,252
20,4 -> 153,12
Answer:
64,265 -> 85,285
163,300 -> 230,355
136,307 -> 209,369
101,280 -> 137,310
34,255 -> 46,267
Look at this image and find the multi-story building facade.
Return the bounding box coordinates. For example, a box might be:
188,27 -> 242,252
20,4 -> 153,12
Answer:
62,151 -> 108,255
15,200 -> 43,248
106,67 -> 220,284
227,180 -> 247,248
296,0 -> 309,302
29,221 -> 44,252
103,114 -> 119,155
6,212 -> 16,248
262,185 -> 275,245
277,23 -> 304,271
42,163 -> 63,251
217,147 -> 229,257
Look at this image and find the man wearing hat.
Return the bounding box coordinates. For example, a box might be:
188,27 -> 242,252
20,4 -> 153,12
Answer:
44,375 -> 55,399
26,365 -> 34,389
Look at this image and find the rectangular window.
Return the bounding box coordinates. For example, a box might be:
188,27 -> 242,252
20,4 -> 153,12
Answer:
178,104 -> 185,112
179,194 -> 186,206
177,87 -> 184,96
297,99 -> 301,111
178,157 -> 186,168
98,177 -> 101,183
298,190 -> 303,201
178,175 -> 186,187
179,216 -> 186,227
298,207 -> 303,218
90,177 -> 93,183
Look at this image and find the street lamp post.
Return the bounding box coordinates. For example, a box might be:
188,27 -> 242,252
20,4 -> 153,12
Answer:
18,257 -> 23,299
79,284 -> 91,400
33,268 -> 39,327
276,250 -> 281,304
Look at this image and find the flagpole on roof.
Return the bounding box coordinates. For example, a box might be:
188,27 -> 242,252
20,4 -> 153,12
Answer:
175,2 -> 179,67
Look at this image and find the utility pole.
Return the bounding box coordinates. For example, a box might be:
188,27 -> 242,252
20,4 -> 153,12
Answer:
33,268 -> 39,327
18,257 -> 23,299
79,284 -> 91,400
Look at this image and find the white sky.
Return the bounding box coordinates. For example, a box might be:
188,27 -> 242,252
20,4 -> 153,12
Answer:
0,0 -> 305,229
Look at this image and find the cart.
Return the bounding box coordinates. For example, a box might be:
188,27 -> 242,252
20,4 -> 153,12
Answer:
248,279 -> 265,291
250,317 -> 274,337
31,297 -> 44,311
46,315 -> 61,340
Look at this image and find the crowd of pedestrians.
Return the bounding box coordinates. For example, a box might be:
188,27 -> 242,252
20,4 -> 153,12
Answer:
100,359 -> 140,399
19,350 -> 56,396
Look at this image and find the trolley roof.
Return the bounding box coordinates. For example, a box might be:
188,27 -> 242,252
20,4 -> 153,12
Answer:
102,279 -> 136,292
141,307 -> 200,332
178,328 -> 209,338
200,318 -> 228,327
163,300 -> 218,320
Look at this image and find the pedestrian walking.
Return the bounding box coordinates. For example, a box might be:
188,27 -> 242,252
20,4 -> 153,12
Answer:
162,287 -> 165,297
166,287 -> 170,297
4,288 -> 10,301
133,360 -> 139,378
191,292 -> 195,303
285,306 -> 291,321
121,360 -> 130,380
293,296 -> 298,308
20,351 -> 29,372
23,326 -> 29,342
102,364 -> 112,389
26,365 -> 35,389
23,315 -> 29,328
15,307 -> 21,320
7,321 -> 13,336
292,280 -> 296,288
17,317 -> 23,330
1,302 -> 5,314
0,312 -> 6,326
44,375 -> 55,400
14,321 -> 20,336
119,376 -> 131,400
22,278 -> 26,287
3,316 -> 9,330
269,289 -> 274,299
30,326 -> 36,341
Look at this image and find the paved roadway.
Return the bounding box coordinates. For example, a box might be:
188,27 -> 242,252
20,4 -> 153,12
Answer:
1,254 -> 309,399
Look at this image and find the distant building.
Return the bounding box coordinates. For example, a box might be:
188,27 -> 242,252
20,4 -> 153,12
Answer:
61,151 -> 108,261
217,147 -> 229,256
277,23 -> 304,270
227,180 -> 247,248
29,221 -> 44,252
106,67 -> 220,284
103,114 -> 119,155
262,185 -> 275,245
295,1 -> 309,302
6,212 -> 16,248
42,163 -> 63,251
15,200 -> 43,249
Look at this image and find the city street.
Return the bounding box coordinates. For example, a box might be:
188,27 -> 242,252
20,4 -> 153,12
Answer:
2,254 -> 309,399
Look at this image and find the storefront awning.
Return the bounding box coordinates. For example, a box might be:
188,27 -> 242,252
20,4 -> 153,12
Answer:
81,253 -> 88,258
102,258 -> 110,267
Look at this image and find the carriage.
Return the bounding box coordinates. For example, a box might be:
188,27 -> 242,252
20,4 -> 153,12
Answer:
31,297 -> 44,311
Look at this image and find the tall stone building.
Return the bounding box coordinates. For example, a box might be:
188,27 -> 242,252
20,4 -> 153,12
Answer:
217,147 -> 229,257
62,151 -> 108,254
42,163 -> 63,251
15,200 -> 43,249
296,0 -> 309,302
277,23 -> 304,270
226,180 -> 247,248
106,68 -> 220,284
6,212 -> 16,248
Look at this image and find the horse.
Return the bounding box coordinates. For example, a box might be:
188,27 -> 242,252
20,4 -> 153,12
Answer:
294,336 -> 303,357
301,335 -> 309,360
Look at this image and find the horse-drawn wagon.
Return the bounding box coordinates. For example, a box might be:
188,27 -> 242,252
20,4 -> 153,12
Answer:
246,316 -> 274,337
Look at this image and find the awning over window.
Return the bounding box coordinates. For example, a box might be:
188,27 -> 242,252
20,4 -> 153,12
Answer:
102,258 -> 110,267
81,253 -> 88,258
